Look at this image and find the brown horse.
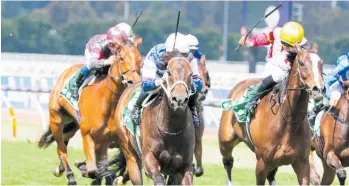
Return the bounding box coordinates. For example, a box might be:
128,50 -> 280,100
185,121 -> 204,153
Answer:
193,55 -> 211,177
310,94 -> 349,185
219,43 -> 324,185
106,54 -> 212,185
37,38 -> 142,185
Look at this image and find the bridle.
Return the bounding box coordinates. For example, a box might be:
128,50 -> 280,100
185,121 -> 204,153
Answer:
107,46 -> 141,96
159,57 -> 196,103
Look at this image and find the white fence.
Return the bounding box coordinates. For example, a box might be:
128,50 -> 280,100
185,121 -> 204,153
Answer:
1,52 -> 335,130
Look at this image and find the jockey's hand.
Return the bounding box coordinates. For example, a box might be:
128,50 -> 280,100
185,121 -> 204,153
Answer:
104,55 -> 118,66
238,36 -> 254,47
154,79 -> 164,87
329,98 -> 340,107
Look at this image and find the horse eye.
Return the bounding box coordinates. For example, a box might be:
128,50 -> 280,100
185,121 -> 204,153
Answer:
299,60 -> 305,67
167,71 -> 172,76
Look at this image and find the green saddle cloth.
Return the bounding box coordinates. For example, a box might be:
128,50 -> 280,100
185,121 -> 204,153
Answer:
122,88 -> 142,136
221,85 -> 259,122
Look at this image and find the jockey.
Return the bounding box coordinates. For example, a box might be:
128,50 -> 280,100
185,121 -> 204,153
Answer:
186,34 -> 203,61
238,21 -> 307,113
71,25 -> 128,99
131,32 -> 203,127
116,22 -> 134,42
308,52 -> 349,125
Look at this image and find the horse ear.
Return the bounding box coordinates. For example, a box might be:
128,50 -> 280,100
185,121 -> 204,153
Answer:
311,42 -> 319,53
134,38 -> 143,47
200,55 -> 206,65
295,42 -> 302,53
113,39 -> 124,50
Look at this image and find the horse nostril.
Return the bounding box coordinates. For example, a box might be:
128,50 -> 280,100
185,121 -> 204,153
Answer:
312,86 -> 319,92
127,80 -> 133,84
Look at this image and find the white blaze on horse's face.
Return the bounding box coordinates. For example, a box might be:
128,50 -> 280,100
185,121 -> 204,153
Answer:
309,53 -> 324,90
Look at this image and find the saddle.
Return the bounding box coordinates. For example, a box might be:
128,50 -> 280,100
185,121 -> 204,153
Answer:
60,66 -> 110,110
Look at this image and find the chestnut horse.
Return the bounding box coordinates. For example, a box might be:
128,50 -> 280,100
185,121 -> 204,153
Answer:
37,38 -> 142,185
310,94 -> 349,185
219,43 -> 324,185
193,55 -> 211,177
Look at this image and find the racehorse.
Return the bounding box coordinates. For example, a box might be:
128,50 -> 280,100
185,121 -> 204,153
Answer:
219,43 -> 324,185
193,55 -> 211,177
106,54 -> 212,185
310,94 -> 349,185
141,50 -> 196,185
37,38 -> 142,185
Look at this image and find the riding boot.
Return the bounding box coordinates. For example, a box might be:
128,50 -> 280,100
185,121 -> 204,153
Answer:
131,90 -> 149,124
246,75 -> 277,114
72,66 -> 89,99
189,91 -> 200,127
308,100 -> 325,128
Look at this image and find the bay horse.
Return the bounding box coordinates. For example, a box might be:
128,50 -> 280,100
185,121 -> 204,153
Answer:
193,54 -> 211,177
219,43 -> 324,185
310,93 -> 349,185
37,38 -> 142,185
107,53 -> 211,185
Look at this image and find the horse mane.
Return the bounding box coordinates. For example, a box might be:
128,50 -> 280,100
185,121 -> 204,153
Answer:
124,39 -> 134,47
271,51 -> 299,104
163,49 -> 182,65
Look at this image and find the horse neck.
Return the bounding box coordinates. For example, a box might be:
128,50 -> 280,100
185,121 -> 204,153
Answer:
280,63 -> 309,128
158,94 -> 189,133
104,63 -> 126,102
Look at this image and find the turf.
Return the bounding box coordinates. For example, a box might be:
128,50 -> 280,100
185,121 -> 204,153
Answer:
2,139 -> 337,185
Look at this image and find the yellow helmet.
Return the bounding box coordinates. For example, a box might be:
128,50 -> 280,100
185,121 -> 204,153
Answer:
280,21 -> 304,47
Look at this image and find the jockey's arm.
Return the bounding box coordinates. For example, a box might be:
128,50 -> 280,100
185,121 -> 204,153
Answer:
141,58 -> 159,92
192,49 -> 203,60
249,32 -> 272,47
190,58 -> 203,92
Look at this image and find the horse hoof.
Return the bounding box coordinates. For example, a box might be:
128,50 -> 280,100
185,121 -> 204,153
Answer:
88,170 -> 98,179
53,167 -> 63,177
195,167 -> 204,177
68,180 -> 77,185
113,176 -> 123,186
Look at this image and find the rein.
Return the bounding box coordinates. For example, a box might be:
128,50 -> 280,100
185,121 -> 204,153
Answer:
107,48 -> 141,97
155,57 -> 194,136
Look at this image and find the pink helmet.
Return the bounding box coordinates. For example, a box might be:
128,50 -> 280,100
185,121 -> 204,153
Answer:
106,26 -> 128,43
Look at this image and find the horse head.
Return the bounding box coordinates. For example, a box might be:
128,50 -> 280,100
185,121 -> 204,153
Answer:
108,38 -> 142,86
291,42 -> 325,99
162,49 -> 193,111
197,55 -> 210,101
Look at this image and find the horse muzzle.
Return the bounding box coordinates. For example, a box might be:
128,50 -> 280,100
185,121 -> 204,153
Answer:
170,96 -> 189,111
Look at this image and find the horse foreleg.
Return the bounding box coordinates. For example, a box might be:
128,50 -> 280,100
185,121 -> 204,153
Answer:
181,164 -> 194,185
292,158 -> 310,185
144,152 -> 165,186
266,168 -> 278,185
324,150 -> 346,185
320,156 -> 336,185
121,144 -> 142,185
219,119 -> 237,186
194,124 -> 204,177
95,139 -> 114,185
255,159 -> 270,185
309,151 -> 320,185
51,117 -> 77,185
81,133 -> 98,179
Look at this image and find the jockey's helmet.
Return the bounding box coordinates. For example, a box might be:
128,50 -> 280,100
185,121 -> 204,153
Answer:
280,21 -> 304,47
116,22 -> 133,38
186,34 -> 199,50
165,32 -> 190,55
106,26 -> 128,43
